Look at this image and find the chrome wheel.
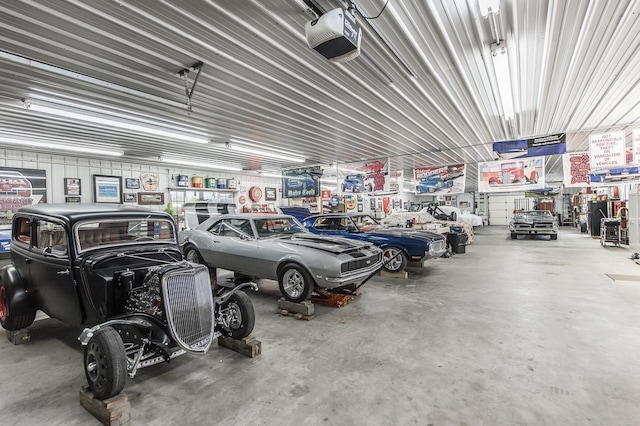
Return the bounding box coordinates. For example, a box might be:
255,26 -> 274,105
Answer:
282,269 -> 304,298
278,264 -> 314,303
382,247 -> 407,272
185,248 -> 202,264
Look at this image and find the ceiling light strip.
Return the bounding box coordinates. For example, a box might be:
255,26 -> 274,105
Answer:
0,136 -> 123,156
27,104 -> 210,144
228,140 -> 305,163
0,50 -> 184,109
162,157 -> 242,171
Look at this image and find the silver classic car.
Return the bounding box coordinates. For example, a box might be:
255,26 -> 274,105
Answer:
509,210 -> 558,240
178,214 -> 383,303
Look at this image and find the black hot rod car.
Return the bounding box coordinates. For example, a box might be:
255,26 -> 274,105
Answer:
0,204 -> 256,399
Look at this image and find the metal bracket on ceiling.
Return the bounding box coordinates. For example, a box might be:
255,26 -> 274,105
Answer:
178,61 -> 204,115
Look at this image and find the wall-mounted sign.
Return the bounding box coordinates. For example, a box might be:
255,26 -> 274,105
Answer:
282,167 -> 321,199
477,157 -> 545,193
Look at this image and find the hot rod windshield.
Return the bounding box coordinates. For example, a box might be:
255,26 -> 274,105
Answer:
75,217 -> 176,252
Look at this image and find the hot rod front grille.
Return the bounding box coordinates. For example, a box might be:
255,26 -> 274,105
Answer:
162,264 -> 215,353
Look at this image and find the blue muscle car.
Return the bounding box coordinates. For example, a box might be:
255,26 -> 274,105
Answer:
342,175 -> 372,193
301,213 -> 447,272
416,174 -> 453,193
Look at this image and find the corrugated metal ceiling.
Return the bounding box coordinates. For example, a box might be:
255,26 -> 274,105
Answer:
1,0 -> 639,190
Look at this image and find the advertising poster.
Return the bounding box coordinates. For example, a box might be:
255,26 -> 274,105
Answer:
563,152 -> 590,187
413,163 -> 466,195
589,131 -> 625,169
388,170 -> 403,194
338,158 -> 389,195
282,167 -> 321,199
0,167 -> 47,227
493,133 -> 566,160
477,157 -> 545,193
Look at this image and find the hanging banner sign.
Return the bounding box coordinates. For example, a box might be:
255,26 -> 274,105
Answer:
413,164 -> 466,195
493,133 -> 566,160
589,131 -> 625,169
477,157 -> 545,193
562,152 -> 590,187
338,158 -> 389,194
282,167 -> 321,199
633,129 -> 640,165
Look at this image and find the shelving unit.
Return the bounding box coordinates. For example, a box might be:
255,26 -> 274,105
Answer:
168,187 -> 238,230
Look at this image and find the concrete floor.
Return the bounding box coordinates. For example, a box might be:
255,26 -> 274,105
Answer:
1,225 -> 640,425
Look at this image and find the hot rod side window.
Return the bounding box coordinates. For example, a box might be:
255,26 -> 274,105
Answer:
13,216 -> 31,244
35,220 -> 68,256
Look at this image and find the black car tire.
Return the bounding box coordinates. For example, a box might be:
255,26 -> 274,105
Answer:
550,234 -> 558,240
382,247 -> 408,272
278,264 -> 314,303
184,247 -> 204,264
366,183 -> 373,192
510,233 -> 517,239
216,291 -> 255,339
341,183 -> 346,192
84,327 -> 127,400
0,283 -> 36,331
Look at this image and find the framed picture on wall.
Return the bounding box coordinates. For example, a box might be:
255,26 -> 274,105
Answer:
138,192 -> 164,205
93,175 -> 122,203
125,178 -> 140,189
124,193 -> 136,202
357,203 -> 363,212
64,178 -> 81,196
265,187 -> 277,201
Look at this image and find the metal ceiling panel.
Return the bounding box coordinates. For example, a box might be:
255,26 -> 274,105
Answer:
1,0 -> 640,189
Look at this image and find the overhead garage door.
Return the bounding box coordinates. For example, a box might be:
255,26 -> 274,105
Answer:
488,194 -> 531,225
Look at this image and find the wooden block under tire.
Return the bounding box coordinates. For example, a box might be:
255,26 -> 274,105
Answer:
79,386 -> 130,426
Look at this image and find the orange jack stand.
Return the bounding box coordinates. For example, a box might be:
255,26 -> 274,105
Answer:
311,288 -> 354,308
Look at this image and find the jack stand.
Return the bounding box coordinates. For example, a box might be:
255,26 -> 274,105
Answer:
218,335 -> 262,358
311,288 -> 353,308
79,387 -> 130,426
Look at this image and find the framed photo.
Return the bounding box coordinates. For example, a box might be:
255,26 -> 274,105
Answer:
64,178 -> 81,196
65,196 -> 81,203
125,178 -> 140,189
124,193 -> 136,202
138,192 -> 164,205
370,198 -> 376,210
357,194 -> 363,202
93,175 -> 122,203
265,187 -> 277,201
357,203 -> 363,212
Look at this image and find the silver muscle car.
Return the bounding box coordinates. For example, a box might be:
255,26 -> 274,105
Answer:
509,210 -> 558,240
178,214 -> 383,303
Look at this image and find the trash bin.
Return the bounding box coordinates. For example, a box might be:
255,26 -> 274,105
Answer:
447,229 -> 468,254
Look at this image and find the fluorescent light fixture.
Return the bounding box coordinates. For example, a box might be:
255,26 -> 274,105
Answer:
259,172 -> 284,179
228,139 -> 305,163
478,0 -> 500,16
162,157 -> 242,171
27,104 -> 210,144
0,136 -> 123,156
491,43 -> 514,120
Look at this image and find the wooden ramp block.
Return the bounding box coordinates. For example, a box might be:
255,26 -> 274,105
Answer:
6,328 -> 30,345
79,386 -> 130,426
218,335 -> 262,358
277,298 -> 315,316
379,269 -> 409,279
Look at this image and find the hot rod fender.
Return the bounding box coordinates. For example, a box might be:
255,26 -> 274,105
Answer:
78,314 -> 171,348
0,265 -> 33,317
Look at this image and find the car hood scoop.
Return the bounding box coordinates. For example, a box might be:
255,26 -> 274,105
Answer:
284,234 -> 367,254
